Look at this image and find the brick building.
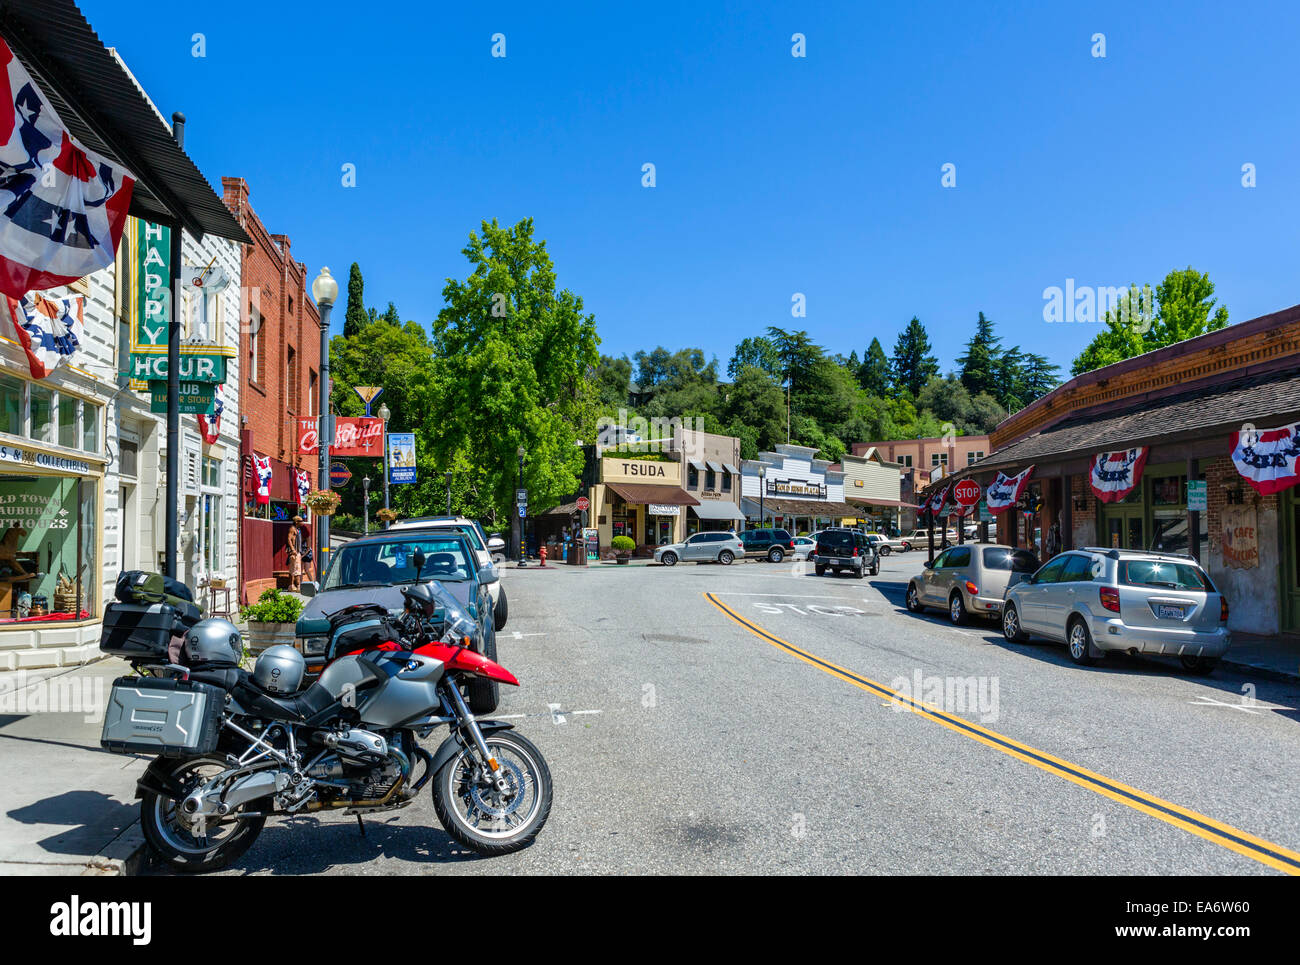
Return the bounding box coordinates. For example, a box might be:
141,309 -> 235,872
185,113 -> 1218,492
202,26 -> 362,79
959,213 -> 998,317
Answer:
221,178 -> 322,602
941,304 -> 1300,637
852,435 -> 990,530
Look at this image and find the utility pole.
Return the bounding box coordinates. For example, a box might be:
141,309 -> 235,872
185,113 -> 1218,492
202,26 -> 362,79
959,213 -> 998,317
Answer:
163,112 -> 185,581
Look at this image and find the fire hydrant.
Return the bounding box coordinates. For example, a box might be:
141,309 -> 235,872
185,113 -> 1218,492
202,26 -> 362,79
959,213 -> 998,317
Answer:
538,546 -> 548,567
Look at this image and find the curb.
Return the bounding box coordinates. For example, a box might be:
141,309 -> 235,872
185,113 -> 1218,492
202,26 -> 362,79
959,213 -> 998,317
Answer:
1218,657 -> 1300,685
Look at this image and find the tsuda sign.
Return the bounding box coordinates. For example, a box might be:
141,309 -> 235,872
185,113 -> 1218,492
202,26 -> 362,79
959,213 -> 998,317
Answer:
297,417 -> 384,457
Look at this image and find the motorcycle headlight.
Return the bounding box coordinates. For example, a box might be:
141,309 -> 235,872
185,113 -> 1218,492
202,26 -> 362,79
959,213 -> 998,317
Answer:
298,636 -> 329,656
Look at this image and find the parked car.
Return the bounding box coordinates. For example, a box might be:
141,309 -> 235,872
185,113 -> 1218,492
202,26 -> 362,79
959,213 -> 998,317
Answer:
1000,547 -> 1231,674
791,536 -> 816,560
389,516 -> 507,629
813,528 -> 879,578
905,544 -> 1039,625
904,528 -> 958,548
740,528 -> 796,562
296,529 -> 501,711
654,531 -> 743,565
863,532 -> 911,555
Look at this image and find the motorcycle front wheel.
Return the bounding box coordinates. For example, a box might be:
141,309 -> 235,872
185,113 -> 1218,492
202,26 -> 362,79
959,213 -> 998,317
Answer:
432,731 -> 552,855
139,755 -> 266,872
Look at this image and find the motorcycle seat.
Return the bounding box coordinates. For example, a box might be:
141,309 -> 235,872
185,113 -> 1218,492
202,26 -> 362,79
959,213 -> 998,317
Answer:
235,679 -> 339,724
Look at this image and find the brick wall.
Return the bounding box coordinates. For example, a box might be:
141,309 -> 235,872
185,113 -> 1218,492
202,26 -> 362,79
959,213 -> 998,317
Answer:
220,177 -> 320,480
1203,454 -> 1281,634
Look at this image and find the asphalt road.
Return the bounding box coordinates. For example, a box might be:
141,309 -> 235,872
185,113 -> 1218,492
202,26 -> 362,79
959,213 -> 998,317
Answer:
193,553 -> 1300,875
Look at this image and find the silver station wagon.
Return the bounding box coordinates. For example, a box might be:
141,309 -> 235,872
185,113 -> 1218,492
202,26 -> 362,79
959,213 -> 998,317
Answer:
654,531 -> 743,566
906,544 -> 1039,624
1001,547 -> 1231,674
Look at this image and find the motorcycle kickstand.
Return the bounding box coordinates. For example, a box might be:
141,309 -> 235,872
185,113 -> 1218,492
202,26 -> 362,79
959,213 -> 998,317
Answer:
356,814 -> 366,837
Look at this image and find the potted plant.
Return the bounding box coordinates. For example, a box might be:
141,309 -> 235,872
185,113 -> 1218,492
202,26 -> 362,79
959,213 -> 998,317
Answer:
610,534 -> 635,564
240,587 -> 305,654
305,489 -> 342,516
376,507 -> 399,524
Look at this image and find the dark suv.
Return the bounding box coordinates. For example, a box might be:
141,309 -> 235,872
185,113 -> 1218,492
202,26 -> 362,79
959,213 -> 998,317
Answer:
814,528 -> 879,578
740,528 -> 795,562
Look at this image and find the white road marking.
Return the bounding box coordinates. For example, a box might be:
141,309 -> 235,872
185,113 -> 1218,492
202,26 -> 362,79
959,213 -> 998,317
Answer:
1186,695 -> 1288,715
511,631 -> 547,639
711,592 -> 859,599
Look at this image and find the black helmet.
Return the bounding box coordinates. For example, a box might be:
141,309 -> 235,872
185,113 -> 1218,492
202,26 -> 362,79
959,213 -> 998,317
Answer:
402,582 -> 437,616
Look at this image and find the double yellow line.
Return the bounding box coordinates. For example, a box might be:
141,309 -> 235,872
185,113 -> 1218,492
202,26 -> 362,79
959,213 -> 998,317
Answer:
705,592 -> 1300,875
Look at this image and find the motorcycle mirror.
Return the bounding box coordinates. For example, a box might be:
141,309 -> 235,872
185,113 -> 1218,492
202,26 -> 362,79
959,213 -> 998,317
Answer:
413,548 -> 426,580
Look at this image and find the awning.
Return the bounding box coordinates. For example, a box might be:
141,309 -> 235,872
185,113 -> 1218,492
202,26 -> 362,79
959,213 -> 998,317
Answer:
690,500 -> 746,521
845,496 -> 911,508
543,501 -> 579,516
0,1 -> 251,243
706,461 -> 724,473
688,460 -> 705,471
741,496 -> 865,518
722,463 -> 739,474
605,482 -> 699,506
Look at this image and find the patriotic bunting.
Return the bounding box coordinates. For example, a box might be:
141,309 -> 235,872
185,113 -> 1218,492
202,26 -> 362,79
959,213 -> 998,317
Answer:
1231,424 -> 1300,495
197,384 -> 224,444
2,290 -> 83,378
928,482 -> 951,515
985,465 -> 1035,513
1088,447 -> 1148,503
294,468 -> 310,506
0,37 -> 135,297
254,454 -> 272,505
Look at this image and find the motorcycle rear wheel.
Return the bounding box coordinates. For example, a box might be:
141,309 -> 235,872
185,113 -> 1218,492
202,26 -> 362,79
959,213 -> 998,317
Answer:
432,731 -> 552,855
140,755 -> 266,872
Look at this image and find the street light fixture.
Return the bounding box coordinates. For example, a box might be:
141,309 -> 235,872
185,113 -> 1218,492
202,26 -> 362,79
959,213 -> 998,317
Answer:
311,268 -> 338,567
758,464 -> 766,528
377,402 -> 391,527
362,476 -> 371,535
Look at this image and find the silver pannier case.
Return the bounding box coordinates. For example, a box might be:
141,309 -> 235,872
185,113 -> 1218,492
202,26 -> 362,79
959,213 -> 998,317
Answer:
100,676 -> 224,757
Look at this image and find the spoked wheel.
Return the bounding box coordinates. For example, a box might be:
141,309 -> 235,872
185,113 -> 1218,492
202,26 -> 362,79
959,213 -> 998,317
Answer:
1067,619 -> 1095,666
879,545 -> 891,557
140,755 -> 266,872
661,551 -> 678,566
905,584 -> 923,612
1002,603 -> 1028,642
432,731 -> 553,855
718,550 -> 734,565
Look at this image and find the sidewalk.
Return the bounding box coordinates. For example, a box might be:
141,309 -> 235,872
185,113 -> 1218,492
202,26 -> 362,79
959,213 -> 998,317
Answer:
0,657 -> 146,875
1220,632 -> 1300,683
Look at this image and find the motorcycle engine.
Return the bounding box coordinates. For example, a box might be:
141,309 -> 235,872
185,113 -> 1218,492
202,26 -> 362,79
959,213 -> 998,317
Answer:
321,727 -> 388,764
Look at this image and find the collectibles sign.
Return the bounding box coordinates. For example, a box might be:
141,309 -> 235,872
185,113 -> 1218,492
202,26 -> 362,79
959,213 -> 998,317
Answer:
1231,423 -> 1300,495
1221,504 -> 1259,569
297,417 -> 384,456
387,433 -> 416,484
1089,447 -> 1148,503
985,465 -> 1035,513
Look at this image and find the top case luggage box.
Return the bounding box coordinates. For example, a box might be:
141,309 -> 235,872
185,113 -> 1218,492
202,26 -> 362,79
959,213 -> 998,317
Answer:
99,602 -> 177,660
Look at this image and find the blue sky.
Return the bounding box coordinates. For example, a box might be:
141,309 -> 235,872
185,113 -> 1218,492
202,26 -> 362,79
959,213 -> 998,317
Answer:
82,0 -> 1300,377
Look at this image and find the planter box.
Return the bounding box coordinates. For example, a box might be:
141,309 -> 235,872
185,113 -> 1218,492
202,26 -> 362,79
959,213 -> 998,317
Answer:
245,621 -> 297,654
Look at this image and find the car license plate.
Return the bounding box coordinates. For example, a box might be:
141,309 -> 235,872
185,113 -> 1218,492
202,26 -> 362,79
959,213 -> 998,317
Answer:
1156,604 -> 1186,620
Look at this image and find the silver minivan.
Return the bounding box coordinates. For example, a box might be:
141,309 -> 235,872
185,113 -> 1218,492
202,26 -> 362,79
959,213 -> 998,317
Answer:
1001,547 -> 1231,674
905,544 -> 1039,624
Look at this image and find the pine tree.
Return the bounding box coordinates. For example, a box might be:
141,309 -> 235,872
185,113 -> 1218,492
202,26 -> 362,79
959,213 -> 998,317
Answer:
956,312 -> 1002,398
890,318 -> 939,398
857,337 -> 891,395
343,262 -> 368,337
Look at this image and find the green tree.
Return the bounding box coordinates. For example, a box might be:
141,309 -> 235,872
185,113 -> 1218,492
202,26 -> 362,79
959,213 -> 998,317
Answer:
727,336 -> 782,380
343,262 -> 367,337
427,218 -> 600,527
1071,268 -> 1228,375
722,365 -> 786,453
891,317 -> 939,397
955,312 -> 1002,398
856,337 -> 891,395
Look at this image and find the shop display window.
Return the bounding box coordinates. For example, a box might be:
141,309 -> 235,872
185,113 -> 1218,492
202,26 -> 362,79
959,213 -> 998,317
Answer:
0,475 -> 95,623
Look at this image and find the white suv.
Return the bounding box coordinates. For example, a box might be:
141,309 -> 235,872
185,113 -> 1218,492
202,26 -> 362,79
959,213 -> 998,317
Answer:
1001,547 -> 1230,674
388,516 -> 507,630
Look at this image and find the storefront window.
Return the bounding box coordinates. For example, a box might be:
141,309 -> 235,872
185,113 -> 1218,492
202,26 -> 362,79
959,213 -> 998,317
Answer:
29,385 -> 53,444
82,401 -> 100,453
0,373 -> 22,436
202,455 -> 222,489
0,474 -> 95,622
58,394 -> 78,449
1150,475 -> 1185,507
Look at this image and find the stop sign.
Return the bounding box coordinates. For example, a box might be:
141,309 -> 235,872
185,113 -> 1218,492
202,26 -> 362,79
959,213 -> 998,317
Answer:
575,496 -> 590,511
954,479 -> 981,507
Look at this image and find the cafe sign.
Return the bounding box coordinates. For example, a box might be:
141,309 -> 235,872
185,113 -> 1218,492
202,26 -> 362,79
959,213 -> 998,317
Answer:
1221,505 -> 1259,569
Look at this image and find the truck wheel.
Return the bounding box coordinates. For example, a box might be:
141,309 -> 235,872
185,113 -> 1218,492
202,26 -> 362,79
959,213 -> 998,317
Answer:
768,547 -> 784,563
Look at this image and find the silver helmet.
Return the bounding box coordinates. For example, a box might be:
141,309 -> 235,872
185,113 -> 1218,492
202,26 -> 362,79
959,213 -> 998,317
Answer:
253,645 -> 305,694
183,618 -> 242,666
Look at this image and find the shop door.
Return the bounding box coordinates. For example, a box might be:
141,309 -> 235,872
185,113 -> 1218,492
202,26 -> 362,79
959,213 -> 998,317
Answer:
1284,488 -> 1300,633
657,516 -> 672,545
1102,507 -> 1144,551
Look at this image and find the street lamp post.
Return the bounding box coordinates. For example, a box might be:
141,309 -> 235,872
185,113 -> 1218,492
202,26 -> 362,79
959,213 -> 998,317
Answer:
445,470 -> 452,517
758,465 -> 766,528
311,268 -> 338,570
362,476 -> 371,535
378,402 -> 391,527
516,446 -> 526,563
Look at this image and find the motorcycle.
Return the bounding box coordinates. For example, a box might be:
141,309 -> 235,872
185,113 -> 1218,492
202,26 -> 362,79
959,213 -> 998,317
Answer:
98,558 -> 552,871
